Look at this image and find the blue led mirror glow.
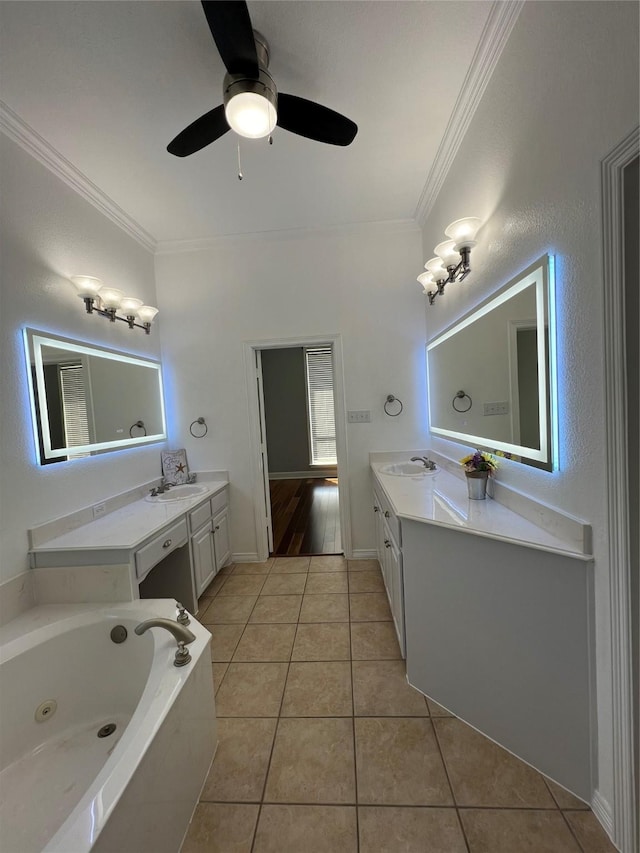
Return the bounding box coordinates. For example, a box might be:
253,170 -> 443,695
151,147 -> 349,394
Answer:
426,255 -> 557,471
24,328 -> 167,465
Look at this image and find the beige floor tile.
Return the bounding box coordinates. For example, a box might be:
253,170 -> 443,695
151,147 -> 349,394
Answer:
232,560 -> 274,575
211,662 -> 228,694
348,571 -> 384,593
434,718 -> 555,807
201,718 -> 277,802
291,623 -> 351,661
261,573 -> 308,595
544,778 -> 590,810
265,717 -> 356,803
348,559 -> 380,572
272,556 -> 311,573
460,808 -> 581,852
249,594 -> 302,623
304,572 -> 349,594
563,810 -> 618,852
299,593 -> 349,622
350,622 -> 401,659
353,660 -> 428,716
200,595 -> 258,624
349,592 -> 392,621
358,806 -> 467,853
217,575 -> 266,596
281,661 -> 352,716
254,805 -> 357,853
209,623 -> 245,661
355,717 -> 453,805
181,803 -> 258,853
426,696 -> 455,716
309,555 -> 348,572
199,572 -> 226,600
232,624 -> 296,661
216,564 -> 234,576
215,662 -> 288,717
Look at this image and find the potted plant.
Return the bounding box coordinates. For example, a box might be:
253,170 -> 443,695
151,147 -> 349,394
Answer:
460,450 -> 497,500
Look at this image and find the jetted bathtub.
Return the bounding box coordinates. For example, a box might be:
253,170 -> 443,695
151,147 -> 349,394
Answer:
0,600 -> 216,853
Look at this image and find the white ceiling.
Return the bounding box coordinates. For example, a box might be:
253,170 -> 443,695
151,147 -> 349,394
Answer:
0,1 -> 495,245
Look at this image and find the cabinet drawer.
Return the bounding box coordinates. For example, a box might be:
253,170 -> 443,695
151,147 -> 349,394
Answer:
374,487 -> 401,546
210,489 -> 228,516
135,519 -> 188,580
189,500 -> 212,533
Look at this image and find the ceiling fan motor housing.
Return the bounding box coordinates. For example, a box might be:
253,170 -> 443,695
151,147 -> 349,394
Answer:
223,30 -> 277,114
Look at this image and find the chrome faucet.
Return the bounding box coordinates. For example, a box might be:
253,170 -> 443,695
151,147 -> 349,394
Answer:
411,456 -> 438,470
149,479 -> 172,497
134,618 -> 196,667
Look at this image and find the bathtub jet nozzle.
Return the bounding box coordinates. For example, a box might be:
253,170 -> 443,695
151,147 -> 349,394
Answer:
134,618 -> 196,667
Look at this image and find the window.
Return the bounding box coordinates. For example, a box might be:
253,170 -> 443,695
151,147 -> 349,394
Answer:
59,361 -> 91,457
305,347 -> 337,466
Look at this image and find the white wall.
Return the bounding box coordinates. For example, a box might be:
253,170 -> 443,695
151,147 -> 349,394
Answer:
420,0 -> 639,818
0,136 -> 163,581
154,222 -> 427,558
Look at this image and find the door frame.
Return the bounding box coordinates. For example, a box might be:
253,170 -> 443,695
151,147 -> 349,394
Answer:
601,125 -> 638,851
243,333 -> 351,561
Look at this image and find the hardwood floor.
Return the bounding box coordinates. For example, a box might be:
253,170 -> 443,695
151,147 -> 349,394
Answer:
269,477 -> 341,557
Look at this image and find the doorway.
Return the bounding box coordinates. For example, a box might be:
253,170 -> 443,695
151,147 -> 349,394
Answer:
244,335 -> 351,563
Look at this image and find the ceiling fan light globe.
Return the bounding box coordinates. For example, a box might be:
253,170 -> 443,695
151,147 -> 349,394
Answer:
225,92 -> 277,139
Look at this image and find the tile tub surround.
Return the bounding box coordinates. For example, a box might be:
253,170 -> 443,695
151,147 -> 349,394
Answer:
181,557 -> 613,853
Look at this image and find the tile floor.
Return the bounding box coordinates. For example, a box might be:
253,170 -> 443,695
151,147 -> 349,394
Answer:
181,556 -> 615,853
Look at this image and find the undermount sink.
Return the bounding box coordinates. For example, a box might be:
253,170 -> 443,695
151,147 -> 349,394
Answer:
379,462 -> 438,477
145,484 -> 208,502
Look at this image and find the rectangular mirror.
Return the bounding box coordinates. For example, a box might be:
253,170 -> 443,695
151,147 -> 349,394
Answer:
426,255 -> 557,470
24,329 -> 167,465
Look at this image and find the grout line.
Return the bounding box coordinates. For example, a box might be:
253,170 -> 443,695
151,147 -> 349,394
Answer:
348,572 -> 360,853
431,714 -> 471,853
558,809 -> 588,852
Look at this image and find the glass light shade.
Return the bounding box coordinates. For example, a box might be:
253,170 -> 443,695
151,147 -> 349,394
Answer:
70,275 -> 103,298
136,305 -> 159,324
98,287 -> 124,310
417,272 -> 434,288
425,257 -> 448,280
225,92 -> 277,139
444,217 -> 482,249
434,240 -> 460,268
120,296 -> 143,316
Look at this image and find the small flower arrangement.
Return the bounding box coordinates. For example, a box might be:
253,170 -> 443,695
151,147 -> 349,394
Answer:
460,450 -> 498,476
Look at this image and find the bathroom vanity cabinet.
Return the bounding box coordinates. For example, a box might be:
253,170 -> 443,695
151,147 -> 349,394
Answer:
370,456 -> 595,802
29,482 -> 230,615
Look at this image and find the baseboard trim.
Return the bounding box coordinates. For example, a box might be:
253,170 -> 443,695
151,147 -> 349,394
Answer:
350,549 -> 378,561
269,470 -> 338,480
591,790 -> 616,845
231,552 -> 260,564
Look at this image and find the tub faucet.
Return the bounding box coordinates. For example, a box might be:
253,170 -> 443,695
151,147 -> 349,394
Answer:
410,456 -> 438,470
134,618 -> 196,667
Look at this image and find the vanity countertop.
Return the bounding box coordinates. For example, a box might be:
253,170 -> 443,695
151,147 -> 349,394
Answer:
30,480 -> 228,553
371,463 -> 591,560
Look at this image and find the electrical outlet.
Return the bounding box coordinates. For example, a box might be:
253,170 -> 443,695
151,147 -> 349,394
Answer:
483,401 -> 509,416
347,410 -> 371,423
93,502 -> 106,519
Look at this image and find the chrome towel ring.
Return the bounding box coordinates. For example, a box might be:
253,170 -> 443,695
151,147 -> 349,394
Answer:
129,420 -> 147,437
189,417 -> 208,438
384,395 -> 403,417
452,390 -> 472,413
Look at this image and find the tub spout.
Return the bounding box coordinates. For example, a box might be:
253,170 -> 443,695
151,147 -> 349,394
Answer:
135,618 -> 196,667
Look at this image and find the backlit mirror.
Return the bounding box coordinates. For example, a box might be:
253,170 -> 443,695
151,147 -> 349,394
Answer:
24,329 -> 167,465
426,255 -> 557,470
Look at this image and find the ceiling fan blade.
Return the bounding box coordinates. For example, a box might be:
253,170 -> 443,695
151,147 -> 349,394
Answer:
201,0 -> 259,77
277,94 -> 357,146
167,105 -> 230,157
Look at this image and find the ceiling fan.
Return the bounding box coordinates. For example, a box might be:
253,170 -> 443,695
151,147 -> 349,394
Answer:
167,0 -> 358,157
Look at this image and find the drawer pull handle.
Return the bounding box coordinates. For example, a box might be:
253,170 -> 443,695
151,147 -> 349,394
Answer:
384,510 -> 390,518
215,525 -> 220,531
373,505 -> 379,512
162,539 -> 172,549
384,539 -> 391,548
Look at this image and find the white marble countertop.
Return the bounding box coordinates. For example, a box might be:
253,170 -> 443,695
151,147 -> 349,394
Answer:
371,462 -> 590,560
30,481 -> 228,553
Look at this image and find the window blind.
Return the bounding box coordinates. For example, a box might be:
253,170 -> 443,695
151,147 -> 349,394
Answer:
59,362 -> 91,457
305,347 -> 337,466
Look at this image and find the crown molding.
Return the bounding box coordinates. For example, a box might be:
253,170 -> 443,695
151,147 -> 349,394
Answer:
155,218 -> 421,255
414,0 -> 525,227
0,101 -> 157,253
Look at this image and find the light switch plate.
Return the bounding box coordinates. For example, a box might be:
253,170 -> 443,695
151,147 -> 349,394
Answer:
347,410 -> 371,423
483,401 -> 509,416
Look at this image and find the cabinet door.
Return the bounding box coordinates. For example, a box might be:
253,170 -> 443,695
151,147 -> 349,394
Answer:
388,539 -> 405,657
212,508 -> 231,571
192,520 -> 216,597
373,492 -> 386,575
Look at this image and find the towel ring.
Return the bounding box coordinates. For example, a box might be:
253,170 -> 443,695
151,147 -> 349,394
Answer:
384,395 -> 403,417
189,417 -> 208,438
452,391 -> 472,413
129,420 -> 147,437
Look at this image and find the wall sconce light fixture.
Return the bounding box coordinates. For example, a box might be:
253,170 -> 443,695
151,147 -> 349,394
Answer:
70,276 -> 159,334
417,217 -> 482,306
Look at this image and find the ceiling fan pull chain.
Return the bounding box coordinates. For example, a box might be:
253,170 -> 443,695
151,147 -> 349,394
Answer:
237,140 -> 243,181
268,134 -> 273,146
